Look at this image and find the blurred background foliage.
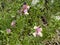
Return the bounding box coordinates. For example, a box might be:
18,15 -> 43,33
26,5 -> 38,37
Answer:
0,0 -> 60,45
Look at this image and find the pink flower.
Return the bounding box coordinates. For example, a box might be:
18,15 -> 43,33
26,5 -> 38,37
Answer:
21,4 -> 30,15
11,20 -> 16,27
33,26 -> 43,37
6,29 -> 11,34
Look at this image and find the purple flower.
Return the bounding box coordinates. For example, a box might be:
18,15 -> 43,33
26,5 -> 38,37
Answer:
6,29 -> 11,34
33,26 -> 43,37
21,4 -> 30,15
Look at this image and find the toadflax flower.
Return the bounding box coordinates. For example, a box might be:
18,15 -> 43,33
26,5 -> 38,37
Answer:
6,29 -> 11,34
20,2 -> 30,15
11,20 -> 16,27
33,26 -> 43,37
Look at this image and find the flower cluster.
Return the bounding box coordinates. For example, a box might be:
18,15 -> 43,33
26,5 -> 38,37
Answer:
6,20 -> 16,34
